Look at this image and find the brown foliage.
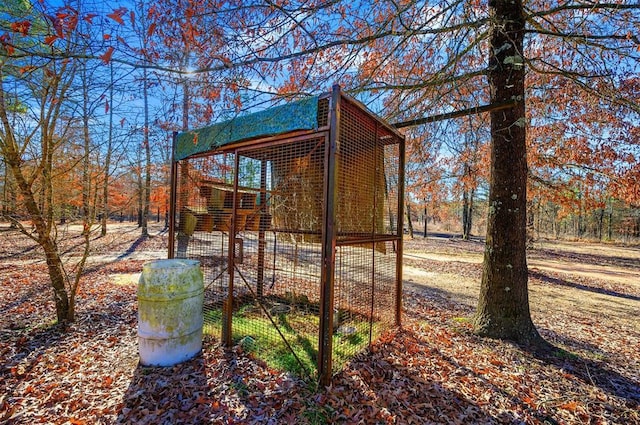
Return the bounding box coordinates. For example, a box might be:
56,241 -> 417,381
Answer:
1,225 -> 638,423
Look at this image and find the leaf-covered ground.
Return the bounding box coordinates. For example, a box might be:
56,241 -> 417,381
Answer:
1,224 -> 639,424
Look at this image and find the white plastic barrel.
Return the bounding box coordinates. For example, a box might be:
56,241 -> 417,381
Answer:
137,259 -> 204,366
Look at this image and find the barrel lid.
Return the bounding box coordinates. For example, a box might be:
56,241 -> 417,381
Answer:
138,259 -> 203,299
143,259 -> 200,269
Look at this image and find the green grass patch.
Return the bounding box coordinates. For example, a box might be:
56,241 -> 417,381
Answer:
332,320 -> 378,370
204,304 -> 375,378
552,347 -> 580,361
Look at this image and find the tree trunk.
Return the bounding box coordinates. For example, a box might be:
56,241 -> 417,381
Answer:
102,63 -> 114,237
2,162 -> 17,225
473,0 -> 542,346
607,199 -> 613,241
0,57 -> 79,324
423,203 -> 428,238
405,202 -> 414,238
462,189 -> 473,240
577,190 -> 584,238
597,208 -> 604,241
8,159 -> 72,322
81,67 -> 92,236
141,66 -> 151,237
526,200 -> 535,247
44,239 -> 72,323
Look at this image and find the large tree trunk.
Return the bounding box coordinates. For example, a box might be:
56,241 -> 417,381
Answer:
473,0 -> 542,346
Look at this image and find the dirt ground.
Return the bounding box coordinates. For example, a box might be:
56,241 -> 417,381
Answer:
1,223 -> 639,424
403,235 -> 640,335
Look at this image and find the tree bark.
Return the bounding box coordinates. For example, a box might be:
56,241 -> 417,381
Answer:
423,203 -> 428,238
473,0 -> 542,346
7,158 -> 72,322
405,202 -> 414,238
2,161 -> 17,225
607,199 -> 613,241
81,66 -> 92,236
102,63 -> 114,237
462,189 -> 473,240
141,66 -> 151,237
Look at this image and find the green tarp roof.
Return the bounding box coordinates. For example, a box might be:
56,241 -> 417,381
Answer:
175,96 -> 320,160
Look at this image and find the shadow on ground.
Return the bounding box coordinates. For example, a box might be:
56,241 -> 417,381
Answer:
530,270 -> 640,302
529,331 -> 640,408
116,344 -> 313,424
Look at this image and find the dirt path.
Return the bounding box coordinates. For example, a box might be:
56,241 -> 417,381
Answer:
404,250 -> 640,288
402,246 -> 640,335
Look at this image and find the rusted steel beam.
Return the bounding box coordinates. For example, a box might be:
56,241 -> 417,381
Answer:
392,100 -> 517,129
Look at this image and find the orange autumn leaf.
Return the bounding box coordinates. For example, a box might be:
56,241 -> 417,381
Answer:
11,21 -> 31,36
522,396 -> 537,408
100,46 -> 114,64
559,401 -> 579,411
45,34 -> 58,45
107,8 -> 127,25
83,13 -> 97,24
489,358 -> 504,367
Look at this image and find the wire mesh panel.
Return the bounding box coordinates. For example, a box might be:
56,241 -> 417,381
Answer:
332,241 -> 397,371
330,96 -> 402,373
170,87 -> 404,383
230,136 -> 327,378
174,154 -> 237,340
173,135 -> 329,378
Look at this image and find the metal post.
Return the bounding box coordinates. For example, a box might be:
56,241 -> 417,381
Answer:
257,159 -> 267,298
318,85 -> 341,385
395,136 -> 406,326
223,152 -> 240,347
168,132 -> 178,259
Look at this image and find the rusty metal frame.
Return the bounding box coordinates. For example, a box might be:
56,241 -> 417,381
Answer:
318,84 -> 341,385
396,130 -> 406,327
169,86 -> 405,385
256,158 -> 267,299
168,132 -> 178,259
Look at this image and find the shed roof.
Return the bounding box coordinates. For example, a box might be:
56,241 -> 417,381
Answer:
175,96 -> 320,160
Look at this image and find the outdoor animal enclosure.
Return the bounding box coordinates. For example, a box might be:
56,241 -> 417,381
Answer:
169,86 -> 405,383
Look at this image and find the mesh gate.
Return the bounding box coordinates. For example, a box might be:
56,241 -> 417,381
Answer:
170,86 -> 404,383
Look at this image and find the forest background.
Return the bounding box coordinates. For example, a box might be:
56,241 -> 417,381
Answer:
0,0 -> 638,334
